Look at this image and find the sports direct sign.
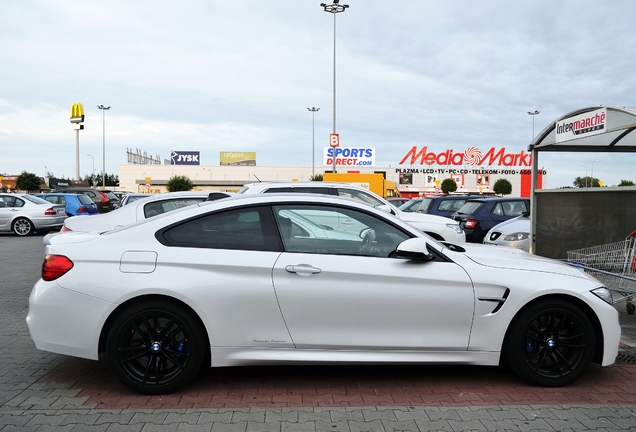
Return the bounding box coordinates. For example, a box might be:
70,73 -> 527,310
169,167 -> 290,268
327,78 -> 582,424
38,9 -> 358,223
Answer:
324,147 -> 375,167
555,108 -> 607,143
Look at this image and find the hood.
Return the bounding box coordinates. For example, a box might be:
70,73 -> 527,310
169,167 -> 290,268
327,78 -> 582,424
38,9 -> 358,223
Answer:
458,243 -> 593,279
397,210 -> 459,225
488,216 -> 530,234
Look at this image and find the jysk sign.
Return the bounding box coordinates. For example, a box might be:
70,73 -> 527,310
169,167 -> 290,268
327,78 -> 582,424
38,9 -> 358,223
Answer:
555,108 -> 607,143
171,151 -> 200,165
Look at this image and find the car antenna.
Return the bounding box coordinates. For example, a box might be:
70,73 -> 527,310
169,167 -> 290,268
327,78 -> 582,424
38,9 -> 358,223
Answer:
253,174 -> 262,182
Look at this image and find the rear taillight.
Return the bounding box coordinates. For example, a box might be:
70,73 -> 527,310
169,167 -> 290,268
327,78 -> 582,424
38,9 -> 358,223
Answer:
77,205 -> 87,213
465,219 -> 478,229
42,255 -> 74,281
60,225 -> 72,232
99,192 -> 108,204
44,207 -> 57,216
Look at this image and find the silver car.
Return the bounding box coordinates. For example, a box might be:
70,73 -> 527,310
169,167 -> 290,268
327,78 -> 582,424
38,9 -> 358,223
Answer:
483,215 -> 530,252
0,193 -> 67,236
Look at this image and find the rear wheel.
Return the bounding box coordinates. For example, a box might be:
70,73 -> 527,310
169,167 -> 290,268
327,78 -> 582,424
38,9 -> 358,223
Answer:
12,217 -> 34,236
505,299 -> 595,386
107,300 -> 207,394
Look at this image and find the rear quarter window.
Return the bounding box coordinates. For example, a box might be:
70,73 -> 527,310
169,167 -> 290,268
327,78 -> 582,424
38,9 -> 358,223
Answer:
456,201 -> 484,215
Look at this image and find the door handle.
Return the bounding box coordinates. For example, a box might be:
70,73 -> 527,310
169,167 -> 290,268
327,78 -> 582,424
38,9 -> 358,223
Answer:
285,264 -> 322,275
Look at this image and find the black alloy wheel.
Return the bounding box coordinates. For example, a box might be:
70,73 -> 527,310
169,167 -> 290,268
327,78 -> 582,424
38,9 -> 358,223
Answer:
505,300 -> 595,387
107,300 -> 207,394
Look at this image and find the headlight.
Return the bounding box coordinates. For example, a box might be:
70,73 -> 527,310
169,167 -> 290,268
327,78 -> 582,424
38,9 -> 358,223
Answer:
503,232 -> 529,241
591,287 -> 613,305
446,223 -> 463,234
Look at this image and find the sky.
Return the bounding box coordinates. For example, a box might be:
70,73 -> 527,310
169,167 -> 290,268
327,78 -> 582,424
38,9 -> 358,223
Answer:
1,0 -> 636,188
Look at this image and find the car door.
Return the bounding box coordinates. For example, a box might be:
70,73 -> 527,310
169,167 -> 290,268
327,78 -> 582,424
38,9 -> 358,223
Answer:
271,204 -> 475,351
0,196 -> 12,229
156,205 -> 293,348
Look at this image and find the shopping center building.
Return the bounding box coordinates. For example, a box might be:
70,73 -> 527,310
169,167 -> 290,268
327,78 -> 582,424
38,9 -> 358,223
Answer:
118,145 -> 546,197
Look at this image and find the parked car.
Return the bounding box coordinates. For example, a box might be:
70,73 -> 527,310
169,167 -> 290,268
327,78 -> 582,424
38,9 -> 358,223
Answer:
386,197 -> 411,207
483,215 -> 531,252
239,182 -> 465,243
61,188 -> 121,213
58,191 -> 210,233
34,193 -> 99,216
451,197 -> 530,243
120,193 -> 152,206
400,195 -> 471,218
27,193 -> 620,394
0,193 -> 67,236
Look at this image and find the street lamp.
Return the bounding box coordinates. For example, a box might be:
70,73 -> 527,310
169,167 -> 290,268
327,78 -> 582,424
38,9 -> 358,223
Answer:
591,159 -> 599,187
527,110 -> 540,140
307,107 -> 320,176
86,154 -> 95,177
581,165 -> 588,188
320,0 -> 349,173
97,105 -> 111,188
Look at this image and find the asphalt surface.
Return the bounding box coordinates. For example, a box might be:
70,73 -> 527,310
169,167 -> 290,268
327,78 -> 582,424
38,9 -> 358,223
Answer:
1,233 -> 635,431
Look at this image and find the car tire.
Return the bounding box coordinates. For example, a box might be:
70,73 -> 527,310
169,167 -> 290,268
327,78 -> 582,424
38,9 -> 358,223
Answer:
504,299 -> 595,387
12,217 -> 34,236
107,299 -> 207,394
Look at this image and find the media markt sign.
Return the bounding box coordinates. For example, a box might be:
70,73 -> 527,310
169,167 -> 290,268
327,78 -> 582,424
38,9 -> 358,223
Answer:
555,107 -> 607,143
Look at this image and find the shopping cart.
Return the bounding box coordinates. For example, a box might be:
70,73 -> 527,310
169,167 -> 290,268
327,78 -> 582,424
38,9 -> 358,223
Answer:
567,230 -> 636,315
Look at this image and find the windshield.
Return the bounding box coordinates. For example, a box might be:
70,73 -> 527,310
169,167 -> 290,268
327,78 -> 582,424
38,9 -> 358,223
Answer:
455,201 -> 484,215
22,195 -> 50,204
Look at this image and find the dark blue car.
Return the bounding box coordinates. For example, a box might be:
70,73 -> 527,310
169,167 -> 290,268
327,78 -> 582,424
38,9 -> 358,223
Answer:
34,193 -> 99,217
451,197 -> 530,243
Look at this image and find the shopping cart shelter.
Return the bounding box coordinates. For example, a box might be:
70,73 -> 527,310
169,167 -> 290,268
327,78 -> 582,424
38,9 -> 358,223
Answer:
528,106 -> 636,259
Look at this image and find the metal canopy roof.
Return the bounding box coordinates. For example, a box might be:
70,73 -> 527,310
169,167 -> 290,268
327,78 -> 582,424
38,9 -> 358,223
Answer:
529,106 -> 636,153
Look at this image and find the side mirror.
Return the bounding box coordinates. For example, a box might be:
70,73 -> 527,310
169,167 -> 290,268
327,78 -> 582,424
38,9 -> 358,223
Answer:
395,238 -> 435,261
376,204 -> 396,215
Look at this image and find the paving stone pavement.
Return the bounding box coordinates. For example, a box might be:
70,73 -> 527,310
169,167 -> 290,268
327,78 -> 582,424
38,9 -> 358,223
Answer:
1,234 -> 635,431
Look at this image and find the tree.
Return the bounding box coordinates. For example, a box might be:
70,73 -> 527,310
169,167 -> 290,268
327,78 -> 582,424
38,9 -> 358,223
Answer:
310,174 -> 323,181
440,178 -> 457,194
573,176 -> 600,188
16,171 -> 41,192
618,180 -> 635,186
493,178 -> 512,196
166,175 -> 193,192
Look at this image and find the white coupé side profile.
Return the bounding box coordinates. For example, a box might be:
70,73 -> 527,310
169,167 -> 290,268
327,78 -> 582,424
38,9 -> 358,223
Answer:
27,194 -> 620,394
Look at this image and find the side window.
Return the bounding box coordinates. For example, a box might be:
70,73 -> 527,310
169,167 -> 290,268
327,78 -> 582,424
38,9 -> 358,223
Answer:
291,187 -> 332,194
263,187 -> 291,193
273,204 -> 410,257
492,203 -> 504,216
59,197 -> 67,206
160,206 -> 281,252
506,201 -> 528,217
44,196 -> 57,204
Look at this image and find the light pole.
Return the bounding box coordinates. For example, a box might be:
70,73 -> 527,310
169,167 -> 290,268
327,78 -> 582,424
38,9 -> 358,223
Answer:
307,107 -> 320,176
591,159 -> 599,187
527,110 -> 540,140
86,154 -> 95,178
581,165 -> 588,188
97,105 -> 111,188
320,0 -> 348,173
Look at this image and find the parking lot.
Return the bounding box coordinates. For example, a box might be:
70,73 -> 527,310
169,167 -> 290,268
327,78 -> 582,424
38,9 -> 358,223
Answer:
1,233 -> 636,431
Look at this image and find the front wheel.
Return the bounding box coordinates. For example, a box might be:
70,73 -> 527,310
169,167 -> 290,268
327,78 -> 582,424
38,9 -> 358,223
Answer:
107,300 -> 207,394
504,299 -> 595,387
12,217 -> 34,236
